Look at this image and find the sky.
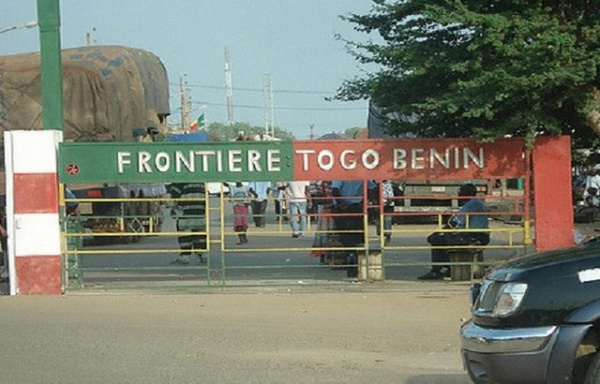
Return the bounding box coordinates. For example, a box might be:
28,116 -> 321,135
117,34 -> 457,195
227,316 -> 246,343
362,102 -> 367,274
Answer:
0,0 -> 376,139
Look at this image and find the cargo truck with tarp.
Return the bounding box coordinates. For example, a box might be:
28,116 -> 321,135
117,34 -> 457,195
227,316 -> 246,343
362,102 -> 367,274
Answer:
0,45 -> 171,242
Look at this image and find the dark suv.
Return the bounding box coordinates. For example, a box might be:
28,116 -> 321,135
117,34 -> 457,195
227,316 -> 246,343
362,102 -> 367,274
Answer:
460,239 -> 600,383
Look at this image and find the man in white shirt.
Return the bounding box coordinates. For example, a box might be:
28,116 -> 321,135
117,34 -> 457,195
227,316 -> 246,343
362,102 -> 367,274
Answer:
584,168 -> 600,203
286,180 -> 311,238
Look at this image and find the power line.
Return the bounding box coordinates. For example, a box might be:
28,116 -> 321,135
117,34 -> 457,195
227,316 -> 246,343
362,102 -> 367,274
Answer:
169,82 -> 336,95
190,100 -> 365,111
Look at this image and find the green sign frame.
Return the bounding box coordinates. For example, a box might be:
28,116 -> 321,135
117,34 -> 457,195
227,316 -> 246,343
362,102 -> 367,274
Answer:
58,141 -> 294,183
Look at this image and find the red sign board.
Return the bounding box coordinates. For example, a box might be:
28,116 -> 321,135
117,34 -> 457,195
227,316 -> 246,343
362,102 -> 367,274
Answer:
293,137 -> 526,181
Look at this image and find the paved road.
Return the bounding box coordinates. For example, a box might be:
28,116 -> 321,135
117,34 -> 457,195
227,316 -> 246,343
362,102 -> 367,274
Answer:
0,286 -> 473,384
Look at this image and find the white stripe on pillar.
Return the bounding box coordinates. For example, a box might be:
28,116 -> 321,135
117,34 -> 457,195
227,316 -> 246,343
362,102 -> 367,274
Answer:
4,130 -> 63,295
13,213 -> 61,256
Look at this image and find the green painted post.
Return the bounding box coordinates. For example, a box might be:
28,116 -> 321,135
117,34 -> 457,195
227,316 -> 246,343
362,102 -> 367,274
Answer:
37,0 -> 64,131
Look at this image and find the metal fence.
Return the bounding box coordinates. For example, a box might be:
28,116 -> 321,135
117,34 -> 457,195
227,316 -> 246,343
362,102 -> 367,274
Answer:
61,183 -> 529,291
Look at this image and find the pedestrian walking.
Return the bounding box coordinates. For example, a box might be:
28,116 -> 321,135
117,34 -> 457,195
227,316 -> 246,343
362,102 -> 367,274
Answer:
226,182 -> 251,244
168,182 -> 207,265
285,180 -> 311,238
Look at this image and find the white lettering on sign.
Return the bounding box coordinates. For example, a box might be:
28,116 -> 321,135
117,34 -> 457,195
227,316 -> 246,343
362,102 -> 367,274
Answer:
195,150 -> 215,172
266,150 -> 281,172
139,151 -> 152,172
318,150 -> 334,171
296,149 -> 315,171
155,152 -> 170,172
229,150 -> 242,172
464,148 -> 484,168
431,149 -> 448,168
340,150 -> 356,170
393,149 -> 407,169
117,152 -> 131,173
363,149 -> 379,170
116,149 -> 282,175
411,148 -> 425,169
295,148 -> 484,172
249,150 -> 261,172
294,146 -> 485,173
393,147 -> 484,170
175,151 -> 193,172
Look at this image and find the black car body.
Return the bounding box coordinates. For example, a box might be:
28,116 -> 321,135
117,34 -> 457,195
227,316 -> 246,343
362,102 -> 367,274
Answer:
461,239 -> 600,383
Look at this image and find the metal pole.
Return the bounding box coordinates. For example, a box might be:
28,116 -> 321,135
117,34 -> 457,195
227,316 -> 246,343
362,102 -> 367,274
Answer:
37,0 -> 63,131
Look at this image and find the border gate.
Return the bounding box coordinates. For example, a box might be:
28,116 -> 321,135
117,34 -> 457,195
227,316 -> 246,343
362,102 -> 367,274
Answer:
3,132 -> 573,294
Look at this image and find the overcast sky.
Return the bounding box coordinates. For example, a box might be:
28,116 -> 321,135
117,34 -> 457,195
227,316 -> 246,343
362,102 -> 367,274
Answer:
1,0 -> 375,139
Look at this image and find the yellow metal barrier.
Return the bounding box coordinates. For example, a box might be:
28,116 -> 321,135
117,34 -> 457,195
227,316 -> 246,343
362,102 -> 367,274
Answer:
59,187 -> 528,290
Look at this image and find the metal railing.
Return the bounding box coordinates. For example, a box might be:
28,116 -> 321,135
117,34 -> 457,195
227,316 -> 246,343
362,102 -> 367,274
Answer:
60,187 -> 529,291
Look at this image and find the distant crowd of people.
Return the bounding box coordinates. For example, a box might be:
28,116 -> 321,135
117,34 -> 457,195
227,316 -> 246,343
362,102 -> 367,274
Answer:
163,179 -> 489,280
0,179 -> 490,285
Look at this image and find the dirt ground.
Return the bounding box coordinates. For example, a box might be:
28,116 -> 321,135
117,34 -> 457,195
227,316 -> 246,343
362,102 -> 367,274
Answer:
2,216 -> 594,383
0,285 -> 473,384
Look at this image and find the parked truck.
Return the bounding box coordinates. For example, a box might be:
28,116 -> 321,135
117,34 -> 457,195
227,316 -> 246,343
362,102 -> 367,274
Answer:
0,44 -> 170,142
0,45 -> 171,242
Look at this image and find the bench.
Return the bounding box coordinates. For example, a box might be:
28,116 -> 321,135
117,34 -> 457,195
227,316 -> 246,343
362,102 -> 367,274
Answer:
447,248 -> 484,281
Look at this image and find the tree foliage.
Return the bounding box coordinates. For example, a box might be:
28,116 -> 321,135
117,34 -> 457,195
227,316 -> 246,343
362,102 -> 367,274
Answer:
206,122 -> 295,141
337,0 -> 600,147
344,127 -> 365,138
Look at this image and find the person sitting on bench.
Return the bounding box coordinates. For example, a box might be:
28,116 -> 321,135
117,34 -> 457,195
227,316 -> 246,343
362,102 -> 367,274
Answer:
418,183 -> 490,280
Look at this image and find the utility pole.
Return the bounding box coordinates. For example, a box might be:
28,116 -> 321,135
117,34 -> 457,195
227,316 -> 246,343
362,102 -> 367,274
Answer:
180,75 -> 190,130
310,124 -> 314,140
224,47 -> 234,126
263,73 -> 275,137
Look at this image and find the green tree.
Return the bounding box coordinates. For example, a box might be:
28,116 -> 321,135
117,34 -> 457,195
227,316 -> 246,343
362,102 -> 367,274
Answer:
344,127 -> 364,138
337,0 -> 600,147
206,122 -> 295,141
272,126 -> 295,141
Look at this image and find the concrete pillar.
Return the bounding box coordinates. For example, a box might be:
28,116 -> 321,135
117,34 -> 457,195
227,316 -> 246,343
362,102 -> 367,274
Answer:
532,136 -> 574,251
5,130 -> 63,295
358,242 -> 383,282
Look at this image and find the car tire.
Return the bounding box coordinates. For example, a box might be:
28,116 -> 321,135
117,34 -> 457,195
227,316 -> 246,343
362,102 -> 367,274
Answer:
584,351 -> 600,384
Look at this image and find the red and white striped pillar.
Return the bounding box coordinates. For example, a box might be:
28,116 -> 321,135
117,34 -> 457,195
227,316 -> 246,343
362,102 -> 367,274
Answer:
4,130 -> 63,295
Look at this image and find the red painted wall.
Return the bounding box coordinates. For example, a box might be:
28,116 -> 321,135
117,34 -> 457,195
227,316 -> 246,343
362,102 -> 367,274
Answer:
15,256 -> 62,295
532,136 -> 574,251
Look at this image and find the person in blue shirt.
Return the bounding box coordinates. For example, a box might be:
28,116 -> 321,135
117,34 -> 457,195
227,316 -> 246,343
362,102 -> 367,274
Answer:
248,181 -> 271,227
419,183 -> 490,280
331,180 -> 377,277
65,188 -> 80,216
